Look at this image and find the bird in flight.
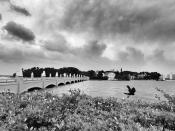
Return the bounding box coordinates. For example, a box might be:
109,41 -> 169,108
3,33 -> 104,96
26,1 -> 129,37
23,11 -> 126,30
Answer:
124,85 -> 136,98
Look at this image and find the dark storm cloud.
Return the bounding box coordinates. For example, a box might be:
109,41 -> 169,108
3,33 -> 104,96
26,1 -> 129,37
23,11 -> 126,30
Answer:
61,0 -> 158,36
0,43 -> 45,63
42,34 -> 70,53
61,0 -> 175,42
118,47 -> 145,65
73,40 -> 107,59
141,20 -> 175,42
4,21 -> 35,41
0,0 -> 31,16
148,49 -> 175,71
10,4 -> 31,16
83,40 -> 106,57
42,32 -> 106,59
0,0 -> 10,2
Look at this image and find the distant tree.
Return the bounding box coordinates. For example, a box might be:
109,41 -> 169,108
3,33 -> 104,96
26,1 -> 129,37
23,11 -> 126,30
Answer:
114,71 -> 120,80
115,71 -> 130,81
150,72 -> 161,80
86,70 -> 96,79
12,73 -> 16,77
44,68 -> 56,77
97,71 -> 104,79
31,67 -> 43,77
23,69 -> 32,77
57,67 -> 81,77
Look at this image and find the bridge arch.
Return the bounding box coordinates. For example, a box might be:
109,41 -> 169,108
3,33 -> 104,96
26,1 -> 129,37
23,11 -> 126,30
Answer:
58,83 -> 65,86
28,87 -> 42,92
45,84 -> 56,89
65,81 -> 70,85
71,81 -> 74,84
75,80 -> 78,83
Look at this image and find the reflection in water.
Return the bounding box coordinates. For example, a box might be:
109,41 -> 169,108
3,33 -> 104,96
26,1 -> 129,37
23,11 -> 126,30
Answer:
47,80 -> 175,102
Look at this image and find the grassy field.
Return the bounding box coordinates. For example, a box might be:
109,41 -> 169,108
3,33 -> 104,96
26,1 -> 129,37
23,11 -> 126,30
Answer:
0,88 -> 174,131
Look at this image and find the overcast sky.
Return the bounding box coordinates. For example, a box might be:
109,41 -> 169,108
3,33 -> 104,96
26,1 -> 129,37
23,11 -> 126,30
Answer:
0,0 -> 175,75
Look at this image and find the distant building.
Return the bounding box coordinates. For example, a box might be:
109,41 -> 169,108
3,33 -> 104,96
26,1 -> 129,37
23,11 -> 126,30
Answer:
103,71 -> 116,80
129,75 -> 136,80
165,74 -> 170,80
159,74 -> 165,81
167,73 -> 175,80
137,73 -> 146,79
172,74 -> 175,80
107,72 -> 116,80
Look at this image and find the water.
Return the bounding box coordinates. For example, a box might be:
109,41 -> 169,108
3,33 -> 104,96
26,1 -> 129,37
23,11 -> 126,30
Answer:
47,80 -> 175,101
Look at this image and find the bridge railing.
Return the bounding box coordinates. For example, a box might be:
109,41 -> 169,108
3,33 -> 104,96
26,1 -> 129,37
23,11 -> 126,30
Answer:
0,78 -> 16,83
23,78 -> 42,81
0,76 -> 89,84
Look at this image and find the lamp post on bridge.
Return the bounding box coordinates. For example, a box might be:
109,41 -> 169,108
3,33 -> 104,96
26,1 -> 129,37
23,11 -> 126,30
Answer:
41,71 -> 46,88
63,73 -> 66,77
56,72 -> 59,77
31,72 -> 34,79
42,71 -> 46,77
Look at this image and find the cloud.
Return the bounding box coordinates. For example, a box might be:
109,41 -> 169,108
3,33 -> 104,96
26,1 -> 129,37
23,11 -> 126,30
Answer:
82,40 -> 106,58
42,38 -> 108,68
0,0 -> 10,2
72,40 -> 107,59
1,0 -> 175,73
41,32 -> 107,59
143,49 -> 175,73
0,43 -> 45,63
0,0 -> 31,16
42,34 -> 70,53
4,21 -> 35,41
117,47 -> 145,66
60,0 -> 175,43
10,4 -> 31,16
150,49 -> 175,66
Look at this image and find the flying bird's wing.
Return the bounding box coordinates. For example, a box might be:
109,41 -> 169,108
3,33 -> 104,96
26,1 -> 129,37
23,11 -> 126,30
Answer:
126,85 -> 131,92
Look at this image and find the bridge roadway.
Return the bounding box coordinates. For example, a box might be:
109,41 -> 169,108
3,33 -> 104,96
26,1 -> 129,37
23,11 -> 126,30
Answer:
0,76 -> 89,94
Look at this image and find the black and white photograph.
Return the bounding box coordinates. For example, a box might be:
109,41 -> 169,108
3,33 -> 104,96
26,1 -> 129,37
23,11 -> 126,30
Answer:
0,0 -> 175,130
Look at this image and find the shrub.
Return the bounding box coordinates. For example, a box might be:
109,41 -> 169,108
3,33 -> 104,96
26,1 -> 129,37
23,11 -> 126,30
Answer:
0,89 -> 174,130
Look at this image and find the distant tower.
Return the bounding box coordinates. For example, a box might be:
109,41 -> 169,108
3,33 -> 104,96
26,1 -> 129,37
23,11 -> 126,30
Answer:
22,68 -> 24,76
120,68 -> 123,73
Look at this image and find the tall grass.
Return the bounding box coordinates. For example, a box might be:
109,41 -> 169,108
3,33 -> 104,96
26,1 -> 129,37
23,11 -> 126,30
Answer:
0,88 -> 174,131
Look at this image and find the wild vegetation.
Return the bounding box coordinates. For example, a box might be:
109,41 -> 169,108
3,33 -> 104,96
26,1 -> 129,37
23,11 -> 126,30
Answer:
0,88 -> 174,131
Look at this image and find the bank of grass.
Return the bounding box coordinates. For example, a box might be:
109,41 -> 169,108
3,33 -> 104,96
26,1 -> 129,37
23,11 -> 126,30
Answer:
0,89 -> 174,131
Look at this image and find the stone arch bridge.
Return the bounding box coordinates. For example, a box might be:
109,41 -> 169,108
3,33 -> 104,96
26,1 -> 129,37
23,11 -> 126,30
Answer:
0,76 -> 89,94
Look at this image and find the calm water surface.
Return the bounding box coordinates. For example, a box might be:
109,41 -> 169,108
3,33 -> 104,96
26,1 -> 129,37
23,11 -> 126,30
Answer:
48,80 -> 175,101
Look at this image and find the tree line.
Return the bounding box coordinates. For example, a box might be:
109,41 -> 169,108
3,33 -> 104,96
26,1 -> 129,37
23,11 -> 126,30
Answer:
22,67 -> 161,80
114,71 -> 161,81
82,70 -> 161,81
22,67 -> 82,78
